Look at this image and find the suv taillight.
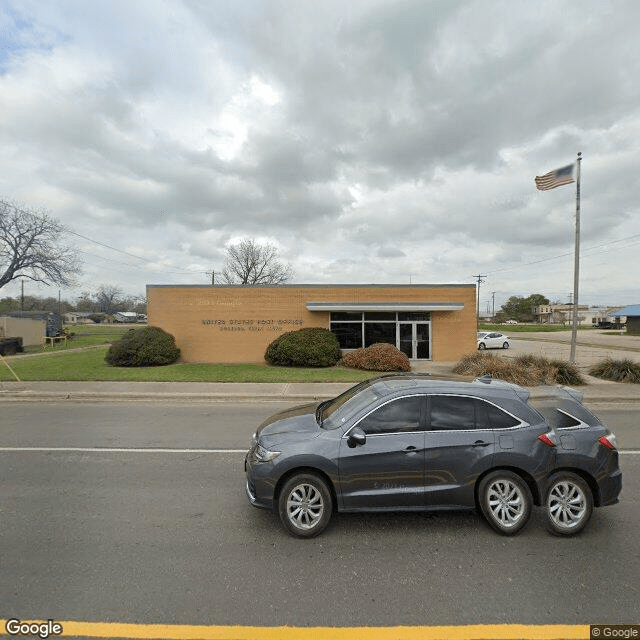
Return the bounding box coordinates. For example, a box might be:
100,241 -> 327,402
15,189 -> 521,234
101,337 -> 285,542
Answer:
538,432 -> 557,447
599,434 -> 618,450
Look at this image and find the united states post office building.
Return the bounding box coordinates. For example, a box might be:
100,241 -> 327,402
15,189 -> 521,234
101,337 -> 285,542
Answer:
147,284 -> 477,363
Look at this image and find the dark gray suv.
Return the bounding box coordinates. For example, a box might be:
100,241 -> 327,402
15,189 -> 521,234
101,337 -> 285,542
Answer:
245,374 -> 621,538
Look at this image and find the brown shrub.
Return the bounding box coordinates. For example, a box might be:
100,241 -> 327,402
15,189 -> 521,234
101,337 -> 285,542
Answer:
453,352 -> 585,386
341,342 -> 411,372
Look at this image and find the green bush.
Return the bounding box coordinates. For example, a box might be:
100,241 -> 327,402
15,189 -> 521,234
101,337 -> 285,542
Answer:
589,358 -> 640,383
265,328 -> 342,367
341,343 -> 411,372
105,326 -> 180,367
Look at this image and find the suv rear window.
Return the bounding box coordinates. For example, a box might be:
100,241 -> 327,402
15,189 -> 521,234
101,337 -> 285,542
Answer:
531,397 -> 601,428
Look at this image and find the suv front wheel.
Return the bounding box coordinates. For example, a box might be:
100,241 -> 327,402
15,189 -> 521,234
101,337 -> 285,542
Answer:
278,472 -> 333,538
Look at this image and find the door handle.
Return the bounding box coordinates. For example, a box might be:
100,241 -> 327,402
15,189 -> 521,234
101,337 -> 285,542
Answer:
403,445 -> 418,452
472,440 -> 491,448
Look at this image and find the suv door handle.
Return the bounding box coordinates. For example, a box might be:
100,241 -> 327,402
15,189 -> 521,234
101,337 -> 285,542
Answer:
472,440 -> 491,448
403,445 -> 418,452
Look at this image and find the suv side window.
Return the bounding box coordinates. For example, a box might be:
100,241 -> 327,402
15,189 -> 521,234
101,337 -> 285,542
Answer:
358,396 -> 424,435
480,400 -> 521,429
428,395 -> 476,430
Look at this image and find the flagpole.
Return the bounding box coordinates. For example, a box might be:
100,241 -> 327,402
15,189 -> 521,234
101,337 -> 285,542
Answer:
569,152 -> 582,363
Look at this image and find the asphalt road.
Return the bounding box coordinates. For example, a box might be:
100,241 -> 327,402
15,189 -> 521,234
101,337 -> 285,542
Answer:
0,402 -> 638,628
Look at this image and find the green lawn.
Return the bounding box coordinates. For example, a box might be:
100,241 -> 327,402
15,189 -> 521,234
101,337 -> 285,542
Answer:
22,324 -> 130,354
0,346 -> 374,383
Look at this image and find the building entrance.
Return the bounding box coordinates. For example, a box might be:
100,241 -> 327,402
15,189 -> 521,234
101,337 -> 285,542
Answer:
398,322 -> 431,360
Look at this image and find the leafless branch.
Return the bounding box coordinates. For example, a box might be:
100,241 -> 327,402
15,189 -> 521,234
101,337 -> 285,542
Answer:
221,238 -> 293,285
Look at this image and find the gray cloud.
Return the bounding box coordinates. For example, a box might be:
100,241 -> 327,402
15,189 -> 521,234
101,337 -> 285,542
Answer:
0,0 -> 639,308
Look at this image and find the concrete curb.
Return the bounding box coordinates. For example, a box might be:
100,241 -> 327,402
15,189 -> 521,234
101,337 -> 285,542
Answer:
1,380 -> 639,404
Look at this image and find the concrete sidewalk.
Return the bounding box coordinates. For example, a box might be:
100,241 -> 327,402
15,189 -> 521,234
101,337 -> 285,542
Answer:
1,374 -> 639,404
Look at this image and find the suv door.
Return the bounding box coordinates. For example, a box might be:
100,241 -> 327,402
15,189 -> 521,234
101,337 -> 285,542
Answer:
423,395 -> 496,508
339,395 -> 426,510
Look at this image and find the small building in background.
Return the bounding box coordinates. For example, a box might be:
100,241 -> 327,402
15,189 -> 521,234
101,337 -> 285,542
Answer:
0,315 -> 47,347
613,305 -> 640,334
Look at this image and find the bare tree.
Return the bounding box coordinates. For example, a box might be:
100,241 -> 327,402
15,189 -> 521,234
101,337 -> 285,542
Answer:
95,285 -> 123,314
0,199 -> 81,290
221,238 -> 293,285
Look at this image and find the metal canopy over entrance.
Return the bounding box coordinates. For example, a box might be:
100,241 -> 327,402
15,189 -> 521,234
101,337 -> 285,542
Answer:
305,302 -> 465,313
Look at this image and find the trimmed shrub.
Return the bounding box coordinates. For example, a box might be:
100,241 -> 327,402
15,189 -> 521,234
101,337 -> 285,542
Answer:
341,342 -> 411,372
453,352 -> 585,386
589,358 -> 640,383
105,326 -> 180,367
265,328 -> 342,367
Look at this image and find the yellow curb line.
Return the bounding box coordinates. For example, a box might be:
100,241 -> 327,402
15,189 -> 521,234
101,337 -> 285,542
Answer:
1,621 -> 591,639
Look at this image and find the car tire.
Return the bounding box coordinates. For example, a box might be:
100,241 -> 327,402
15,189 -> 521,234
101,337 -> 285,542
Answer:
478,471 -> 532,535
478,343 -> 486,350
503,342 -> 509,349
278,473 -> 333,538
544,472 -> 593,536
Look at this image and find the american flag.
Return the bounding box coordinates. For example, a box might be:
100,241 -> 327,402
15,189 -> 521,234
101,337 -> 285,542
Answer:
535,163 -> 575,190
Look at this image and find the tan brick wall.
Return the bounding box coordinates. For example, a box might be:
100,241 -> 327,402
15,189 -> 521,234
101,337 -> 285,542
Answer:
147,285 -> 476,363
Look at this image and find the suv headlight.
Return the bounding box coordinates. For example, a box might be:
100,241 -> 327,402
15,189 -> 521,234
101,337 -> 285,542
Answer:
255,444 -> 280,463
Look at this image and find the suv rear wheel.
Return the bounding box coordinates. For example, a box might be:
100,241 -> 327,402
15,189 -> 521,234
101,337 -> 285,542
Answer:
544,472 -> 593,536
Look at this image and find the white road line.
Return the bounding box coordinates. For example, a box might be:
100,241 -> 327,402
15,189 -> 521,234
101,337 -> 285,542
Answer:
0,447 -> 247,453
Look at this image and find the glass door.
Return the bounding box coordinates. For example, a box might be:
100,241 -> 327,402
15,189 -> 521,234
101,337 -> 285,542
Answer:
399,323 -> 413,359
398,323 -> 431,360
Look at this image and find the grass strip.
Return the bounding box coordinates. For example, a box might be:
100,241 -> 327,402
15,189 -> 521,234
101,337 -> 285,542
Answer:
0,347 -> 373,383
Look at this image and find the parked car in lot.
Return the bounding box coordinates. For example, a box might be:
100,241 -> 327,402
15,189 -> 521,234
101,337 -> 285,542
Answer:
245,374 -> 621,538
477,331 -> 510,350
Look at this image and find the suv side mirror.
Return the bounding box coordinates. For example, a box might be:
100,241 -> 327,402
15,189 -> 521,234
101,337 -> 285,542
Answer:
347,427 -> 366,448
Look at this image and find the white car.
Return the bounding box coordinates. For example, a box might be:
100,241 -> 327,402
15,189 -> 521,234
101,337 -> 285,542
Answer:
477,332 -> 510,350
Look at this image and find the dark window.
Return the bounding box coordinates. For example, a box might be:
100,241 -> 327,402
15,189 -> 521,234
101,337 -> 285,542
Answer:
481,401 -> 520,429
398,312 -> 431,322
331,312 -> 362,321
364,312 -> 396,321
359,396 -> 424,435
429,395 -> 476,430
364,322 -> 396,347
331,323 -> 363,349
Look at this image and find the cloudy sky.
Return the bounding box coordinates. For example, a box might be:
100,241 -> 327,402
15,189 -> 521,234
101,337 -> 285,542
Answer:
1,0 -> 639,311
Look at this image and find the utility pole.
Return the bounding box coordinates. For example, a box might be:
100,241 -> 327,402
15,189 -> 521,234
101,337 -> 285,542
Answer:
207,269 -> 215,285
473,275 -> 487,331
491,291 -> 496,320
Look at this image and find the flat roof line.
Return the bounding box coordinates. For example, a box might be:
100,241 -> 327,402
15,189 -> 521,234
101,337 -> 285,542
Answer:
146,283 -> 475,290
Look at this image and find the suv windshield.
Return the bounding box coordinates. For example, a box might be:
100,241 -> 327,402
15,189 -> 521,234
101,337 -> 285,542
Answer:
320,380 -> 382,430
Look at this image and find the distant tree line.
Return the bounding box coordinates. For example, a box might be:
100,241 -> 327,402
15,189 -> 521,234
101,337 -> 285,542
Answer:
498,294 -> 549,322
0,285 -> 146,317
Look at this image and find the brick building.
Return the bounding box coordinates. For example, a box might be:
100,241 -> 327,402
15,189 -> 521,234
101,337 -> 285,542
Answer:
147,284 -> 476,363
